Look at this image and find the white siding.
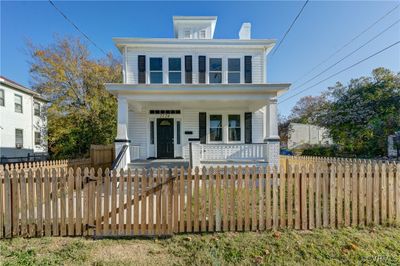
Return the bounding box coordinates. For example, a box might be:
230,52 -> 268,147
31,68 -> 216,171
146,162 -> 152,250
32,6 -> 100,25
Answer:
252,107 -> 265,143
125,47 -> 265,84
128,109 -> 148,159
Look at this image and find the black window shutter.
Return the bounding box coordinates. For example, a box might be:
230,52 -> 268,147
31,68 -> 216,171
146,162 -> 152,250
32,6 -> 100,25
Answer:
138,55 -> 146,84
245,112 -> 252,144
199,112 -> 206,144
198,56 -> 206,84
244,56 -> 252,83
185,55 -> 192,84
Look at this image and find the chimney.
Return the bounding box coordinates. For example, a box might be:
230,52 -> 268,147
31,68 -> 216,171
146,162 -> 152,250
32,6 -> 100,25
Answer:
239,23 -> 251,40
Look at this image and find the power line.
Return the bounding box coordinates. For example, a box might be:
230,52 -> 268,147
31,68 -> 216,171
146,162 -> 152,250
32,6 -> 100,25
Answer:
279,40 -> 400,104
290,4 -> 399,85
281,17 -> 400,98
48,0 -> 107,55
271,0 -> 310,56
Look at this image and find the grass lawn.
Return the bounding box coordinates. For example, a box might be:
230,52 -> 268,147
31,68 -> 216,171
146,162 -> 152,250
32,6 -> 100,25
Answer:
1,227 -> 400,265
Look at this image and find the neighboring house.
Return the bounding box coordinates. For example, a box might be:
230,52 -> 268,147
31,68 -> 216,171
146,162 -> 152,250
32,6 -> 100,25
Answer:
288,122 -> 333,150
105,16 -> 290,169
0,76 -> 48,163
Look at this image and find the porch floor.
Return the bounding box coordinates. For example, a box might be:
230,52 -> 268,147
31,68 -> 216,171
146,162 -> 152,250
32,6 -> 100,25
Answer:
129,159 -> 189,169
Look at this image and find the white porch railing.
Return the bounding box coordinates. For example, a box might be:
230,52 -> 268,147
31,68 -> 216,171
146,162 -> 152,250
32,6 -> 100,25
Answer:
199,143 -> 267,162
129,144 -> 141,161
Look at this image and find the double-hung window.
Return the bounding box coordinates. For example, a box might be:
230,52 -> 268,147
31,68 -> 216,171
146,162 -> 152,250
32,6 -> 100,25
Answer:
35,132 -> 41,145
209,115 -> 223,142
0,89 -> 4,106
15,129 -> 23,148
15,94 -> 22,113
228,58 -> 241,83
228,115 -> 241,141
168,58 -> 181,84
209,58 -> 222,83
34,102 -> 40,116
150,58 -> 163,84
199,30 -> 206,39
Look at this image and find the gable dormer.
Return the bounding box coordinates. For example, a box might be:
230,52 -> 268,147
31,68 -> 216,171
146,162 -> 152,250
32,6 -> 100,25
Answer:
173,16 -> 217,39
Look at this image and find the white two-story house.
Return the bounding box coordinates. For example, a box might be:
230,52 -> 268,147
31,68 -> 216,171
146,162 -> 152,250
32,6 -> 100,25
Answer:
106,16 -> 290,169
0,76 -> 48,163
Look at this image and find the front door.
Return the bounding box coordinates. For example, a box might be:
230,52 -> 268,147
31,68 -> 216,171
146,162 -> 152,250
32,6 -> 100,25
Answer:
157,118 -> 174,158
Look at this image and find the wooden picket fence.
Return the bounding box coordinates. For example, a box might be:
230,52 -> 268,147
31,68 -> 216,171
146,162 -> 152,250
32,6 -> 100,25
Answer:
0,161 -> 399,239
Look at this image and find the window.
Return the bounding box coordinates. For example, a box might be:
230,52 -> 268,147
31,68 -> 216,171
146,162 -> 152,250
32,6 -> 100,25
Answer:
0,89 -> 4,106
198,56 -> 206,83
35,132 -> 41,145
209,115 -> 223,141
199,30 -> 206,39
15,129 -> 23,148
228,115 -> 241,141
168,58 -> 181,84
184,30 -> 191,39
150,121 -> 155,144
150,57 -> 163,84
177,121 -> 181,145
228,58 -> 241,83
34,102 -> 40,116
209,58 -> 222,83
15,94 -> 22,113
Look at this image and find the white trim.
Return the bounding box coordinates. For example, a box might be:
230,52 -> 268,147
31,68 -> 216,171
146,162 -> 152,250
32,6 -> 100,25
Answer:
206,112 -> 245,144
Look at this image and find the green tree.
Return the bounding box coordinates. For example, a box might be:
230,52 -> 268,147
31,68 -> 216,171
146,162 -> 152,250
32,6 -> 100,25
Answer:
318,68 -> 400,157
29,37 -> 122,158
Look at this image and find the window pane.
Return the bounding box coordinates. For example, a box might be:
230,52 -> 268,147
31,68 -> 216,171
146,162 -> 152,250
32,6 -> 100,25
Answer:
15,95 -> 22,113
210,115 -> 222,128
34,102 -> 40,116
35,132 -> 41,145
228,59 -> 240,71
209,58 -> 222,71
150,72 -> 163,84
209,73 -> 222,83
228,115 -> 240,128
150,58 -> 162,71
228,73 -> 240,83
169,72 -> 181,84
169,58 -> 181,71
210,128 -> 222,141
15,129 -> 23,147
229,128 -> 241,141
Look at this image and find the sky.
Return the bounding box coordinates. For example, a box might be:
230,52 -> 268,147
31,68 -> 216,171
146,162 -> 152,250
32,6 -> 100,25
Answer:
1,0 -> 399,116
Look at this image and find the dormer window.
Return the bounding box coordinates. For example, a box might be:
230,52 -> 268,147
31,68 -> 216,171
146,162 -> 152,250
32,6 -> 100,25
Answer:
199,30 -> 206,39
184,30 -> 191,39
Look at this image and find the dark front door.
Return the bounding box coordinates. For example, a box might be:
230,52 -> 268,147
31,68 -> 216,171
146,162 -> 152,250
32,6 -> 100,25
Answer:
157,118 -> 174,158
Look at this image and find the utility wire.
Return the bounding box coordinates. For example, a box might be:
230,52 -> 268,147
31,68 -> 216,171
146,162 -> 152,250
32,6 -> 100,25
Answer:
290,4 -> 399,85
48,0 -> 107,55
279,40 -> 400,104
281,17 -> 400,98
271,0 -> 310,56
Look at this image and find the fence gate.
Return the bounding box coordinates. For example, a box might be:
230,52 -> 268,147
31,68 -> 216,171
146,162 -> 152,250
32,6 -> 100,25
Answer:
88,168 -> 175,238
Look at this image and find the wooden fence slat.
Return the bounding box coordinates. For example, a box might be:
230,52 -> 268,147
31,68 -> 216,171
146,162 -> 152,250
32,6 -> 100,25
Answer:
179,167 -> 185,233
396,164 -> 400,225
280,166 -> 286,229
193,167 -> 200,232
330,165 -> 336,228
258,167 -> 265,231
88,168 -> 96,236
244,167 -> 250,231
373,163 -> 380,225
173,168 -> 179,233
215,167 -> 221,232
237,166 -> 243,231
301,166 -> 307,230
156,168 -> 161,235
4,170 -> 12,238
96,169 -> 103,236
119,169 -> 125,235
344,164 -> 351,227
133,169 -> 139,235
336,164 -> 343,227
294,165 -> 300,229
308,165 -> 314,230
388,164 -> 394,224
82,168 -> 89,236
20,170 -> 27,236
229,166 -> 236,231
186,168 -> 192,233
315,166 -> 321,228
208,167 -> 214,232
364,163 -> 371,225
148,169 -> 153,235
67,168 -> 74,236
222,167 -> 228,232
36,169 -> 43,236
75,168 -> 82,236
111,170 -> 118,235
272,166 -> 278,230
162,169 -> 168,235
12,170 -> 20,236
28,169 -> 36,237
126,169 -> 132,236
351,164 -> 358,227
381,164 -> 387,225
168,169 -> 173,235
251,166 -> 257,231
201,167 -> 207,232
323,166 -> 329,228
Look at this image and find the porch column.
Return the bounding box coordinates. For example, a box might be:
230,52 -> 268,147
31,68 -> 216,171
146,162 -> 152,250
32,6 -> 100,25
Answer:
264,97 -> 280,167
114,96 -> 130,169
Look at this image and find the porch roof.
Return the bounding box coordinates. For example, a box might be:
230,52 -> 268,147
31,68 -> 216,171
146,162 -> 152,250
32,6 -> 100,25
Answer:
105,83 -> 291,100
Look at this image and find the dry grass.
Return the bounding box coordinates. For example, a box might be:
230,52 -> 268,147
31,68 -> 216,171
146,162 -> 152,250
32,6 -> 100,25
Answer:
1,227 -> 400,265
